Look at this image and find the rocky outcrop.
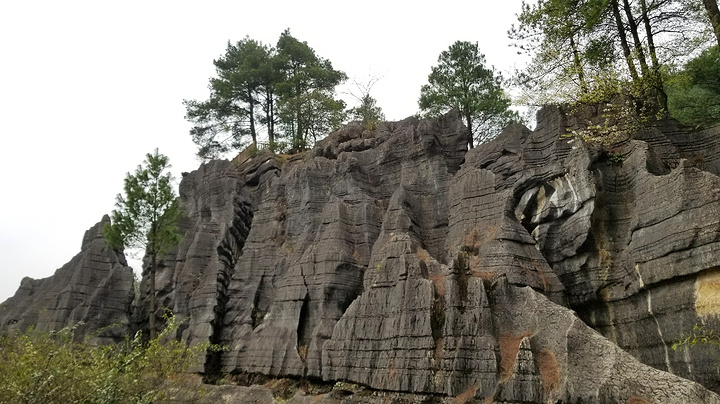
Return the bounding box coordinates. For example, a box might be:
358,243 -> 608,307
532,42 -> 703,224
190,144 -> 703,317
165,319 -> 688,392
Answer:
4,107 -> 720,402
134,158 -> 256,371
141,108 -> 720,402
0,216 -> 134,343
318,108 -> 720,403
566,120 -> 720,393
218,115 -> 469,379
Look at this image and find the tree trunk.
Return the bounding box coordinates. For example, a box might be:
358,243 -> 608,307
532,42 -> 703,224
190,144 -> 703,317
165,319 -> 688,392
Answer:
295,81 -> 303,151
248,89 -> 257,146
640,0 -> 660,70
267,88 -> 275,145
570,34 -> 588,94
622,0 -> 649,76
703,0 -> 720,48
640,0 -> 668,110
466,113 -> 474,149
149,254 -> 157,340
612,0 -> 640,81
296,104 -> 303,151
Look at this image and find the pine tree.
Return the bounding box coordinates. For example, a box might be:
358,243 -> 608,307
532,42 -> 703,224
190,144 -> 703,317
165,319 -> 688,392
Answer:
184,38 -> 275,159
104,149 -> 182,338
419,41 -> 519,148
275,29 -> 347,151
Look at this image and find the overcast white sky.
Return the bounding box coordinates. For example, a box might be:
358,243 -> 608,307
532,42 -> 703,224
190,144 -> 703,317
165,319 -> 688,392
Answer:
0,0 -> 527,302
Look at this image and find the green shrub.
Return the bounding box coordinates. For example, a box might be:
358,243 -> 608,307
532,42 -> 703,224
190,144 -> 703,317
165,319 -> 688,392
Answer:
672,324 -> 720,352
665,46 -> 720,128
0,316 -> 207,404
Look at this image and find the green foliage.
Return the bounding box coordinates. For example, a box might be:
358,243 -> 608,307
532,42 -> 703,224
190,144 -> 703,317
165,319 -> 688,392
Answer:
418,41 -> 519,148
275,29 -> 347,151
672,324 -> 720,352
510,0 -> 606,102
349,94 -> 385,131
510,0 -> 715,111
0,316 -> 207,404
566,97 -> 655,147
104,149 -> 182,338
185,30 -> 347,159
347,76 -> 385,131
665,45 -> 720,128
607,152 -> 625,166
562,67 -> 667,147
105,149 -> 181,260
184,37 -> 276,160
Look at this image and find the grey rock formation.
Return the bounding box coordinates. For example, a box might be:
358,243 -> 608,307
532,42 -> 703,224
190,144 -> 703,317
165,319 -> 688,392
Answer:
569,122 -> 720,393
0,215 -> 134,343
218,115 -> 468,379
4,106 -> 720,402
145,108 -> 720,402
321,107 -> 720,403
133,158 -> 256,372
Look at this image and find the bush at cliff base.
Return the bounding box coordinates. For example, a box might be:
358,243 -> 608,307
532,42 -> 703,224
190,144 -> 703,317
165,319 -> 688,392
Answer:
0,316 -> 207,404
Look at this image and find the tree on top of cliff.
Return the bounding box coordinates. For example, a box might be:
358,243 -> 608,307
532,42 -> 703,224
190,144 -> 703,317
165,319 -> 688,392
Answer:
184,30 -> 347,159
184,37 -> 276,159
104,149 -> 182,338
510,0 -> 719,111
419,41 -> 519,148
347,76 -> 386,130
275,29 -> 347,151
509,0 -> 608,104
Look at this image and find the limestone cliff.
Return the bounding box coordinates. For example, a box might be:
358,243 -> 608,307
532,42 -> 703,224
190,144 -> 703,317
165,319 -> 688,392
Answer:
0,216 -> 134,344
3,107 -> 720,403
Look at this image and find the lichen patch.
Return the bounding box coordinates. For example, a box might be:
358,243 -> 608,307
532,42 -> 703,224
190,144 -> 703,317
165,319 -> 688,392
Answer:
694,268 -> 720,317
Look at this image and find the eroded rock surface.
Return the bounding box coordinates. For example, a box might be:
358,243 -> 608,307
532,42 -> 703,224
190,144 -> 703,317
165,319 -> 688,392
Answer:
0,216 -> 134,343
4,107 -> 720,402
320,107 -> 720,402
568,122 -> 720,393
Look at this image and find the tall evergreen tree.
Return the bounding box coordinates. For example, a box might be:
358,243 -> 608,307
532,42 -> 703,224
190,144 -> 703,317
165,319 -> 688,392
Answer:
184,37 -> 275,159
185,31 -> 347,157
419,41 -> 519,148
275,29 -> 347,151
104,149 -> 182,339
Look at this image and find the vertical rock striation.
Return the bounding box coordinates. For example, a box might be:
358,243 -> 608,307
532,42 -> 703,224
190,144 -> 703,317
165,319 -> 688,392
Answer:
218,114 -> 468,378
135,158 -> 259,355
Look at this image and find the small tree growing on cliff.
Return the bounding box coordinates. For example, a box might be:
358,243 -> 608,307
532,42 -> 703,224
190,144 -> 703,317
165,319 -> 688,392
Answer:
419,41 -> 519,148
104,149 -> 182,338
347,76 -> 385,130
